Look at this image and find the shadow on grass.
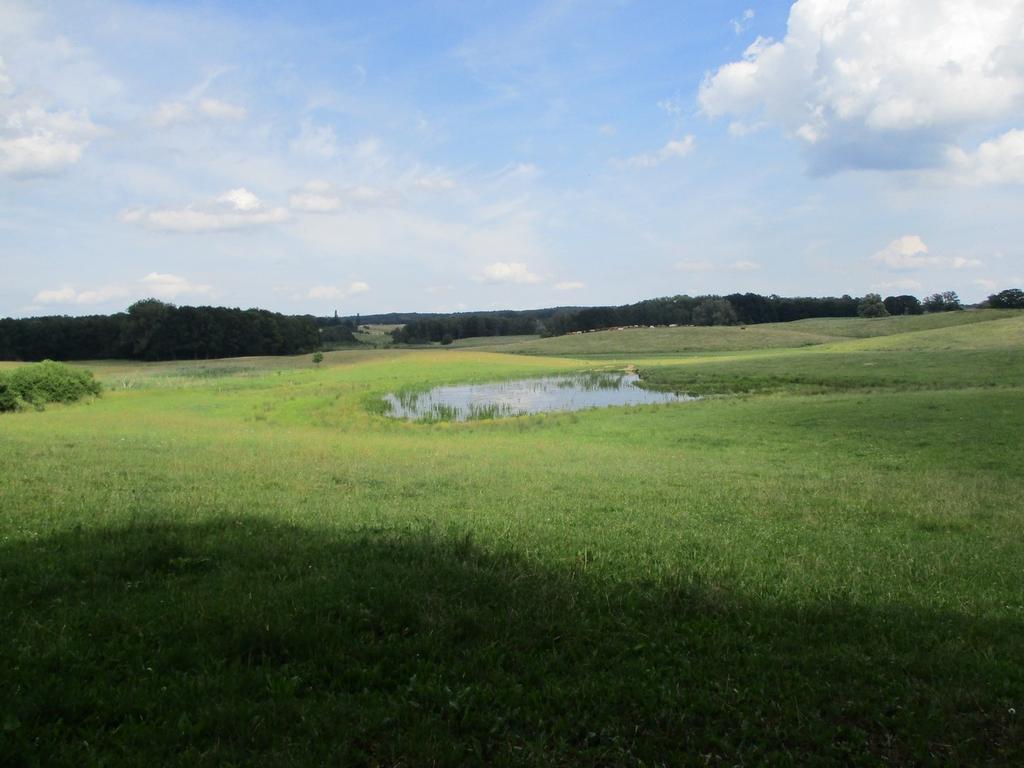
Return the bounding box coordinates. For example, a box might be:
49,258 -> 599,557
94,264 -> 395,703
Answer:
2,520 -> 1020,766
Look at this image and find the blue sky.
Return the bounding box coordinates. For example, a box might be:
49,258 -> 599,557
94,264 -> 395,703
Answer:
2,0 -> 1022,317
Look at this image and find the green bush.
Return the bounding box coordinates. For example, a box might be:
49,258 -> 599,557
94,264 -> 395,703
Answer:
2,361 -> 102,412
0,375 -> 21,412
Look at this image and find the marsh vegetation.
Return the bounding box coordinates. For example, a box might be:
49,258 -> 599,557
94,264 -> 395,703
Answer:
382,372 -> 693,421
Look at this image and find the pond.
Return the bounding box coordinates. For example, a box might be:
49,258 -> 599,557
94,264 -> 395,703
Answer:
382,372 -> 696,421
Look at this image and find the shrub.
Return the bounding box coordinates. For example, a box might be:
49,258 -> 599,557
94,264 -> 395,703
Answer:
3,360 -> 102,411
0,375 -> 21,412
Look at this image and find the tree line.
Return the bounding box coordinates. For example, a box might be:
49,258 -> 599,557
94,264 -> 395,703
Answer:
391,291 -> 985,344
4,289 -> 1019,360
390,311 -> 546,344
544,293 -> 870,335
0,300 -> 321,362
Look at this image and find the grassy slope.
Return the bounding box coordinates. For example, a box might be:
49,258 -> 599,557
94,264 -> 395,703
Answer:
1,324 -> 1022,765
449,334 -> 541,348
638,314 -> 1024,395
479,325 -> 839,355
479,308 -> 1018,356
786,308 -> 1020,337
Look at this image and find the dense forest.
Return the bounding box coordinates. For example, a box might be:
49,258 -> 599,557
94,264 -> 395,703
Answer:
0,300 -> 321,362
390,310 -> 549,344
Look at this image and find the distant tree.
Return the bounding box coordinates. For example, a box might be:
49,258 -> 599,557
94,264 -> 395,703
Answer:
692,298 -> 738,326
883,295 -> 922,315
123,298 -> 173,359
857,293 -> 890,318
923,291 -> 963,312
440,334 -> 455,345
312,351 -> 324,366
988,288 -> 1024,309
319,325 -> 357,345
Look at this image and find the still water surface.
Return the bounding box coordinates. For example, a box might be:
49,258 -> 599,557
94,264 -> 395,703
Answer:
383,372 -> 695,421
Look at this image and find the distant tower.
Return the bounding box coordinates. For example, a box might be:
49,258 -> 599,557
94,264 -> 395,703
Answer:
333,309 -> 338,319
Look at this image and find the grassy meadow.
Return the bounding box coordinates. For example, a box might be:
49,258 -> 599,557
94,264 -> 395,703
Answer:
2,311 -> 1022,765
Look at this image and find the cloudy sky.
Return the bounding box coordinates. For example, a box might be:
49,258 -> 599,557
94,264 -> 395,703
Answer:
2,0 -> 1023,317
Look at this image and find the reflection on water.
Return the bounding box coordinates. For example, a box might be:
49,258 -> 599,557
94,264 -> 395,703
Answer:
383,372 -> 696,422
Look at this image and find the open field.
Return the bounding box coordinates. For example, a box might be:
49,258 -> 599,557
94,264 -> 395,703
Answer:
2,316 -> 1023,765
449,334 -> 541,348
473,308 -> 1019,357
785,309 -> 1022,338
637,314 -> 1024,396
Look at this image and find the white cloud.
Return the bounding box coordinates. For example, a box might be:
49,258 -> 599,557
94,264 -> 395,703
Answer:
731,260 -> 760,271
289,184 -> 342,213
554,280 -> 585,291
495,162 -> 541,183
197,97 -> 246,121
730,9 -> 755,36
218,187 -> 261,211
974,277 -> 999,291
142,207 -> 288,232
289,180 -> 400,213
871,236 -> 933,269
474,262 -> 543,284
945,129 -> 1024,185
728,120 -> 765,137
121,188 -> 289,232
700,0 -> 1024,174
140,272 -> 212,299
625,135 -> 695,168
307,281 -> 370,300
150,66 -> 246,128
33,273 -> 211,306
152,97 -> 246,127
0,105 -> 99,177
871,235 -> 984,270
34,286 -> 83,304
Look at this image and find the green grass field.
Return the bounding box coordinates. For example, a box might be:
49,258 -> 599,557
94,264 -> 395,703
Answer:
2,313 -> 1022,765
449,333 -> 541,348
473,308 -> 1017,357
